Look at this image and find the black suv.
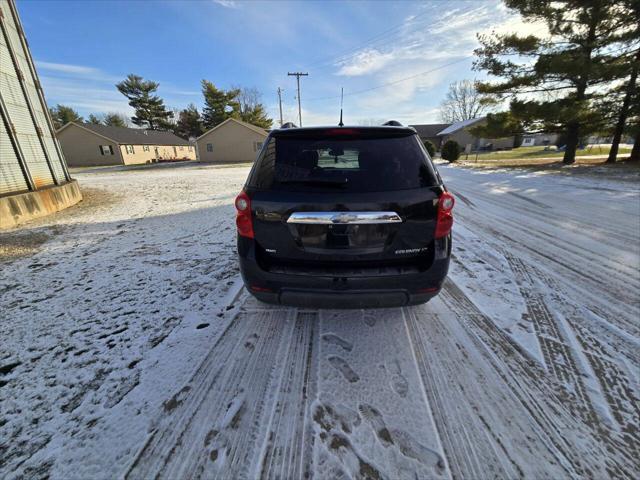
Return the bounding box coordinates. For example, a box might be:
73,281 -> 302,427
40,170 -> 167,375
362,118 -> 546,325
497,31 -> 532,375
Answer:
235,124 -> 454,308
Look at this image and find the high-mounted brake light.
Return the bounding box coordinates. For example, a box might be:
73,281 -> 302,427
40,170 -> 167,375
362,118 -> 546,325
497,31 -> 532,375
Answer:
323,128 -> 359,135
435,192 -> 455,239
235,191 -> 254,238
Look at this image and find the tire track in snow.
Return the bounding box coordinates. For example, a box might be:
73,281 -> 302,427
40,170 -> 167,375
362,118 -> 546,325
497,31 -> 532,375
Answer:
435,280 -> 637,478
522,261 -> 640,451
503,252 -> 600,425
458,208 -> 639,338
450,179 -> 639,297
258,312 -> 319,480
405,303 -> 533,479
125,305 -> 296,479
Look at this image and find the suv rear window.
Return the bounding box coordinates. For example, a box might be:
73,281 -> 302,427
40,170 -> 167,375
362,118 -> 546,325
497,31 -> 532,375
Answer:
247,133 -> 439,192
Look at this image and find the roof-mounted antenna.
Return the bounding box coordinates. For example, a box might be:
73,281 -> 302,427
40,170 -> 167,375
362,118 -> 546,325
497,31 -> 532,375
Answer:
338,87 -> 344,127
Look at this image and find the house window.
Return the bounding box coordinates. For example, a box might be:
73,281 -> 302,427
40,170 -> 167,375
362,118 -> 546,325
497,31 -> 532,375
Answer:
125,145 -> 135,154
253,141 -> 264,152
99,145 -> 113,155
206,143 -> 213,152
179,146 -> 184,151
143,145 -> 150,152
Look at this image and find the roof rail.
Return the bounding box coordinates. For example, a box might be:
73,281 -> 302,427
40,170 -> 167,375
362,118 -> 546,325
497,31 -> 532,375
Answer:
382,120 -> 403,126
281,122 -> 297,129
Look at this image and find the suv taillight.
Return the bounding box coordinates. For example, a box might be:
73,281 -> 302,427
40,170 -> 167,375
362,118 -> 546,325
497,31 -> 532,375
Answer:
235,191 -> 254,238
435,192 -> 454,239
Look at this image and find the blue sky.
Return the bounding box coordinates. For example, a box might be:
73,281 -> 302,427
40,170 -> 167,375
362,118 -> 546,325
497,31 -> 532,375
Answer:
18,0 -> 537,126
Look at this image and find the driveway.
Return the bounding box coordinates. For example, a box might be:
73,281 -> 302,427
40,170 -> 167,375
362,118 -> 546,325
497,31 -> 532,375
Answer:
1,162 -> 638,479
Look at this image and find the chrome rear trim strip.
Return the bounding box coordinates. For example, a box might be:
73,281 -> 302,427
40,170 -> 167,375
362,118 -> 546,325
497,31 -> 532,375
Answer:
287,211 -> 402,225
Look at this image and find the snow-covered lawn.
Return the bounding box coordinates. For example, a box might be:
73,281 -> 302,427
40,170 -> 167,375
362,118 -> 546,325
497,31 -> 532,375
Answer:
1,162 -> 638,479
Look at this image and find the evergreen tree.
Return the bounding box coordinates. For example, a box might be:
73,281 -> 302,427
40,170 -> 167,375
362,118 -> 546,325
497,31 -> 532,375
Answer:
605,1 -> 640,163
240,103 -> 272,129
423,140 -> 436,157
103,113 -> 128,128
630,129 -> 640,161
235,86 -> 273,129
201,80 -> 240,129
474,0 -> 635,164
87,114 -> 102,125
468,111 -> 524,142
441,140 -> 461,162
175,104 -> 204,139
604,53 -> 639,162
116,74 -> 173,130
49,104 -> 83,129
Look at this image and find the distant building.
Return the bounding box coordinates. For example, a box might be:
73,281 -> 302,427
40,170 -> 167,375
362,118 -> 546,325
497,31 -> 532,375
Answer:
0,0 -> 81,228
521,133 -> 558,147
437,117 -> 515,152
57,123 -> 196,167
197,118 -> 268,163
409,123 -> 451,149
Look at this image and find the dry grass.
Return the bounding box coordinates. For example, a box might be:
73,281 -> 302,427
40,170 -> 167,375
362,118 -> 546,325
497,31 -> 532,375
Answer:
451,155 -> 640,181
461,145 -> 632,161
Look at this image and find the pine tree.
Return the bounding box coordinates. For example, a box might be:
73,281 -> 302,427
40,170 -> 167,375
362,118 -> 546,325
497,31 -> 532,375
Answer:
49,104 -> 83,129
605,1 -> 640,163
116,74 -> 173,130
240,103 -> 272,129
103,113 -> 128,128
175,104 -> 204,139
468,111 -> 524,143
87,114 -> 102,125
474,0 -> 635,164
605,52 -> 639,163
201,80 -> 240,129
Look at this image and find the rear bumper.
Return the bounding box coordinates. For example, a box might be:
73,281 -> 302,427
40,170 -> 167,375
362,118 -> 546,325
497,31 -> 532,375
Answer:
238,237 -> 451,309
247,288 -> 436,309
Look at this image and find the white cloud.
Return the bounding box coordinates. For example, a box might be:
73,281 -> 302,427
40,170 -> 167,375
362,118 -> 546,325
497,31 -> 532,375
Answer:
336,49 -> 395,77
36,61 -> 100,75
331,5 -> 492,78
40,75 -> 131,115
307,0 -> 550,124
212,0 -> 238,8
36,60 -> 123,84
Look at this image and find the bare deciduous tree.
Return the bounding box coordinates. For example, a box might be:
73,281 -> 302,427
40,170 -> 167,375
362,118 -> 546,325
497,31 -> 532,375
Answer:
232,86 -> 261,116
439,80 -> 489,124
230,85 -> 272,129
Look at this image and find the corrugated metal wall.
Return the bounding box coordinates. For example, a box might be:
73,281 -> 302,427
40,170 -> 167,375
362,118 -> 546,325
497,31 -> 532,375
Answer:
0,0 -> 71,195
0,108 -> 28,195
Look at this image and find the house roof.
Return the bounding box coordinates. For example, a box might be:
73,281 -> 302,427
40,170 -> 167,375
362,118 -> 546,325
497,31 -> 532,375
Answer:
409,124 -> 451,138
437,117 -> 485,136
60,122 -> 191,145
197,117 -> 269,141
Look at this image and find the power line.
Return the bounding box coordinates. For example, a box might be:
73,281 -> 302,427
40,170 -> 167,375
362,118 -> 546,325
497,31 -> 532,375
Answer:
301,7 -> 491,73
304,25 -> 553,103
301,9 -> 433,70
304,56 -> 471,102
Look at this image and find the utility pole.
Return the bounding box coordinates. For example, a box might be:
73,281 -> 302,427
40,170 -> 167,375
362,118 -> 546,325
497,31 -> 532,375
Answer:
277,87 -> 284,126
288,72 -> 308,126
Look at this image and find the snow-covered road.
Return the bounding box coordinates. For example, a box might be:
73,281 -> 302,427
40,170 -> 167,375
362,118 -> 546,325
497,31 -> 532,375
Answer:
1,162 -> 638,479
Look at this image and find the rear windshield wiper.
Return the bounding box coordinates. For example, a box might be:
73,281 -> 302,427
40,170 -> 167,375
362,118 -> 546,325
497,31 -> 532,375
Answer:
277,178 -> 348,187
